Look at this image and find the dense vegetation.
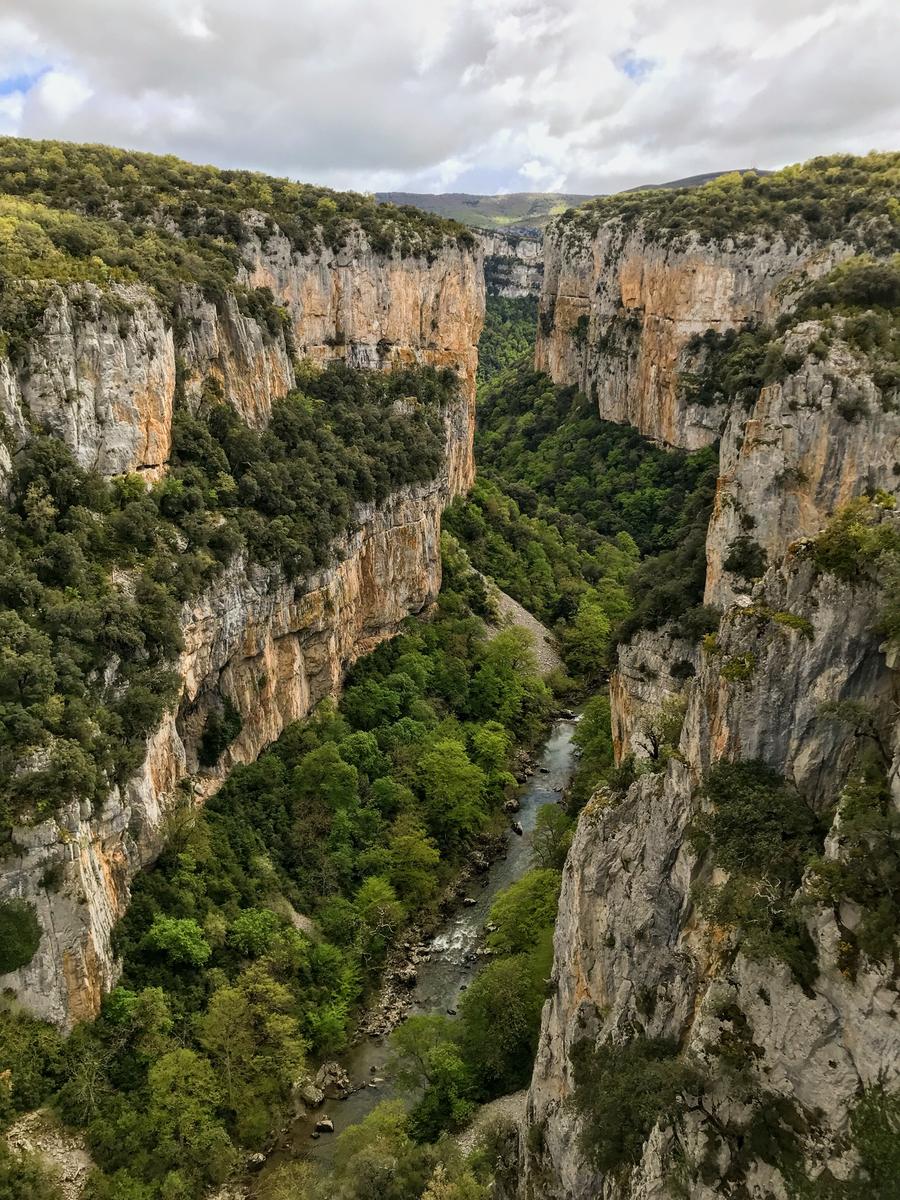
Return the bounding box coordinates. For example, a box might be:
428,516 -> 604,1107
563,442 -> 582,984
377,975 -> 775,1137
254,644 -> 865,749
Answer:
476,296 -> 538,382
558,153 -> 900,253
0,136 -> 471,271
387,862 -> 560,1141
0,138 -> 473,361
0,544 -> 553,1198
0,362 -> 453,834
569,1036 -> 698,1177
445,359 -> 719,677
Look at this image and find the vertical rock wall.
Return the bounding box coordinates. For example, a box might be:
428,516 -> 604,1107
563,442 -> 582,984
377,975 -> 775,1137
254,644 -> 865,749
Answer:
0,227 -> 484,1028
536,221 -> 848,449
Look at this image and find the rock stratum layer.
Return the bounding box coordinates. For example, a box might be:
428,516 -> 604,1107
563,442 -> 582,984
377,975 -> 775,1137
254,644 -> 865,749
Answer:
521,210 -> 900,1197
0,228 -> 483,1027
478,231 -> 544,298
0,227 -> 482,491
535,221 -> 849,449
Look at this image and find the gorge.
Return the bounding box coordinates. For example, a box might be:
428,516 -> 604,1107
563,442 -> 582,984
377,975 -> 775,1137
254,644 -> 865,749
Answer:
1,145 -> 899,1200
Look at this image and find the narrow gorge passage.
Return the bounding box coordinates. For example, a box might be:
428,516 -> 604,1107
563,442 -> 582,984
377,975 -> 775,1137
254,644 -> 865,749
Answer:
285,716 -> 579,1164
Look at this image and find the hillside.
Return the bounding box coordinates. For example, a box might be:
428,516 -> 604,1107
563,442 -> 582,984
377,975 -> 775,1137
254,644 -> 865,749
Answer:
375,190 -> 592,232
376,171 -> 766,232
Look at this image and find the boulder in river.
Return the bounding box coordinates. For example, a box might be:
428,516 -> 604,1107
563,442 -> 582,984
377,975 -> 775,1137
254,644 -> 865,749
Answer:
315,1062 -> 351,1097
293,1076 -> 326,1109
462,896 -> 477,906
503,797 -> 520,813
511,821 -> 524,836
315,1117 -> 335,1134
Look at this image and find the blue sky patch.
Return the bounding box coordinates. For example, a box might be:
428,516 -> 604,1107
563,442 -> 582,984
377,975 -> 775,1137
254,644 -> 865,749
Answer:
0,68 -> 48,97
614,50 -> 654,82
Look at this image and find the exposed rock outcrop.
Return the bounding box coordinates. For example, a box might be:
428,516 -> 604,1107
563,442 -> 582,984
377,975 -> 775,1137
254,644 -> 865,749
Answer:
0,228 -> 483,1028
525,527 -> 900,1198
0,228 -> 483,492
536,221 -> 849,449
478,231 -> 544,298
705,325 -> 900,608
522,207 -> 900,1197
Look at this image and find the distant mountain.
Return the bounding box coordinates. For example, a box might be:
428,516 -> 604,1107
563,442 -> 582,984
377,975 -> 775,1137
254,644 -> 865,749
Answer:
375,191 -> 592,232
377,170 -> 769,231
628,168 -> 771,192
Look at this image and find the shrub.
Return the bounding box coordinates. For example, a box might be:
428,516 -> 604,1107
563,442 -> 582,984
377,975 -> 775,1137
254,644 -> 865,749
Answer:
0,900 -> 41,973
690,761 -> 823,986
812,496 -> 900,582
721,653 -> 756,682
724,535 -> 767,582
198,698 -> 243,768
569,1036 -> 699,1175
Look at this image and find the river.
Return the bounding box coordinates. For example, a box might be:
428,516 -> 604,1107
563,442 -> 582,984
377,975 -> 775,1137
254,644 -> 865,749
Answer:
283,715 -> 579,1166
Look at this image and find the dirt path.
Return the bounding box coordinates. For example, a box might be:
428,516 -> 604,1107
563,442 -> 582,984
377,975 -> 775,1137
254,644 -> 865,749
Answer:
483,581 -> 563,677
456,1089 -> 528,1155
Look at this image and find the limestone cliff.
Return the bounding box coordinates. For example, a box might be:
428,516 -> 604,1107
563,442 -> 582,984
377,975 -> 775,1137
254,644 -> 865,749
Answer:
535,220 -> 848,449
0,225 -> 483,1028
0,472 -> 462,1027
705,323 -> 900,609
478,231 -> 544,298
0,229 -> 483,493
525,522 -> 900,1197
521,185 -> 900,1197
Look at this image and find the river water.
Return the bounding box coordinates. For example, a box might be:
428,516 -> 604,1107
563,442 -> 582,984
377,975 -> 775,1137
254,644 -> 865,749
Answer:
286,716 -> 579,1166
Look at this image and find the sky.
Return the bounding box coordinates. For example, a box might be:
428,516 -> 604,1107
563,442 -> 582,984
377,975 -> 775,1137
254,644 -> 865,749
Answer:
0,0 -> 897,196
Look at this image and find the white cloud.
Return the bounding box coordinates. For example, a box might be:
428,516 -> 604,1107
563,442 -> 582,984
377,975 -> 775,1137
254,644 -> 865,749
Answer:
32,69 -> 92,120
0,0 -> 897,193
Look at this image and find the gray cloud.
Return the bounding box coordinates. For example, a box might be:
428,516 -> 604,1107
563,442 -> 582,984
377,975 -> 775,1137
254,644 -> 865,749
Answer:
0,0 -> 897,193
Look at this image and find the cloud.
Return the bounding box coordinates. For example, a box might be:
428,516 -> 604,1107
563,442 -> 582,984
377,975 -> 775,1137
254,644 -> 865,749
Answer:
0,0 -> 897,194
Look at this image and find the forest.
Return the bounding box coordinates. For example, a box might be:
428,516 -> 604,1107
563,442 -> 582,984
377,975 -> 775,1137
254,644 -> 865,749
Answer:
0,537 -> 559,1200
559,153 -> 900,253
0,362 -> 456,838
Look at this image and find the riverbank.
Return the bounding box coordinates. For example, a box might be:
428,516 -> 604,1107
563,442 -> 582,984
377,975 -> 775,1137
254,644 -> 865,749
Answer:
269,715 -> 579,1171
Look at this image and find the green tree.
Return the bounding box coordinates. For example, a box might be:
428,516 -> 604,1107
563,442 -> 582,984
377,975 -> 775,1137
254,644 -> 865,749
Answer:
354,877 -> 405,962
146,1049 -> 235,1187
531,805 -> 573,871
141,917 -> 211,967
0,899 -> 42,974
486,869 -> 561,956
199,964 -> 306,1145
457,954 -> 547,1094
416,740 -> 486,848
387,816 -> 441,910
292,742 -> 359,811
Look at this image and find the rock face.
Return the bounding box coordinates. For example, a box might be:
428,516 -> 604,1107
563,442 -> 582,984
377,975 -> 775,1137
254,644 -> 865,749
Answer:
0,228 -> 483,492
536,221 -> 849,449
478,231 -> 544,298
0,228 -> 483,1028
521,221 -> 900,1197
705,325 -> 900,609
525,529 -> 900,1199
